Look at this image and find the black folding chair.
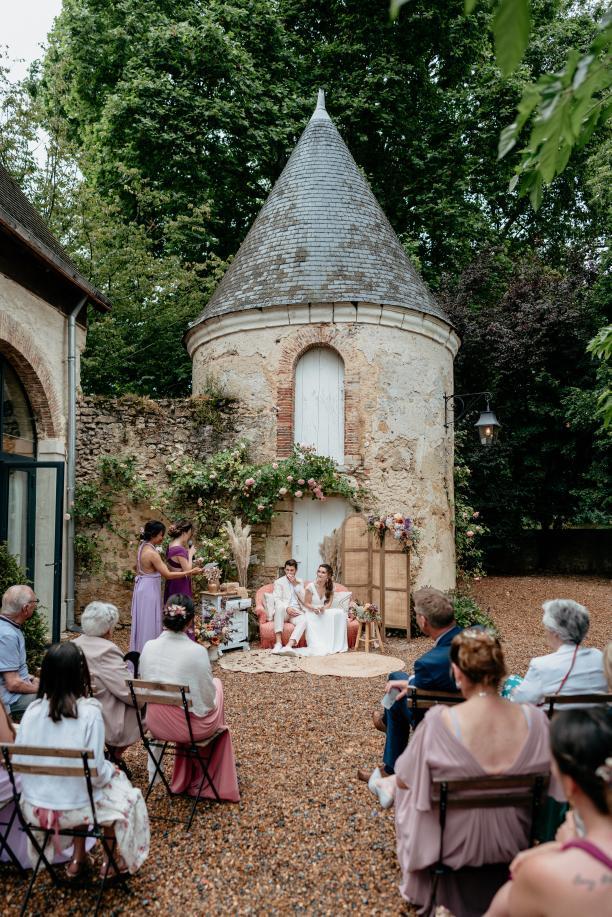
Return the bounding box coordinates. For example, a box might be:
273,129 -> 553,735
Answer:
123,651 -> 140,677
1,744 -> 131,916
426,771 -> 550,916
543,692 -> 612,719
126,678 -> 226,831
0,794 -> 26,876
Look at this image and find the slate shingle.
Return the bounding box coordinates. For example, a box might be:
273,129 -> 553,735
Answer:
190,92 -> 450,327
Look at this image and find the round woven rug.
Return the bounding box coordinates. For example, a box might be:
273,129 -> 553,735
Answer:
298,651 -> 405,678
218,648 -> 302,674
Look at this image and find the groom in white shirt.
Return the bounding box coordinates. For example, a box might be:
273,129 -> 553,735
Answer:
271,559 -> 307,654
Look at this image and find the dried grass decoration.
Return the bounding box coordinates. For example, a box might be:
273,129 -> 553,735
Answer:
224,517 -> 252,588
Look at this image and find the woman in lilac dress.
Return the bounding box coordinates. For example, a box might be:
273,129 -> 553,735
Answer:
129,521 -> 202,655
165,520 -> 198,640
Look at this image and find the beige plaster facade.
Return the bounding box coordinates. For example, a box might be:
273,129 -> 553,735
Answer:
189,303 -> 461,590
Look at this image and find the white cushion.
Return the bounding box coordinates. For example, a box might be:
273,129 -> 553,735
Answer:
332,591 -> 352,612
263,592 -> 275,622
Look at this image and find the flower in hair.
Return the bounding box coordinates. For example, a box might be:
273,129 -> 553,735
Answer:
166,603 -> 187,617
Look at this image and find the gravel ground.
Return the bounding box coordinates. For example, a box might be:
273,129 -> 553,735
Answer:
3,575 -> 610,916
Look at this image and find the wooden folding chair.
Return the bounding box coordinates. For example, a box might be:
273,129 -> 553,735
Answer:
126,679 -> 227,831
1,744 -> 130,916
543,692 -> 612,719
0,795 -> 26,876
407,686 -> 464,719
427,771 -> 550,916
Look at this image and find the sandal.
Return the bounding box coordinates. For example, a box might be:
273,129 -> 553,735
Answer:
100,855 -> 129,879
65,853 -> 94,879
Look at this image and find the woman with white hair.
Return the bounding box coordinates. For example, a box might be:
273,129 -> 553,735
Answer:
73,602 -> 140,757
511,599 -> 607,706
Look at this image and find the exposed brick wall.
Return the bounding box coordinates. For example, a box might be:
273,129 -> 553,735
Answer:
0,310 -> 61,438
275,324 -> 361,461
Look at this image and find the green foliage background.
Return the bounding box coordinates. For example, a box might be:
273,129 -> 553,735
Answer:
0,544 -> 49,671
0,0 -> 609,548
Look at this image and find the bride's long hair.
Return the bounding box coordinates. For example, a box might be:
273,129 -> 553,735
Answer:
318,563 -> 334,605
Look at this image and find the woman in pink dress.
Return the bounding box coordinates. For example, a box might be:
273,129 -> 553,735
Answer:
129,521 -> 202,656
394,629 -> 563,917
164,520 -> 197,640
139,595 -> 240,802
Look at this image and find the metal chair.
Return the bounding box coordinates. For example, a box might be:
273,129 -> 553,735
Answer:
0,795 -> 26,876
126,678 -> 226,831
1,743 -> 130,916
543,692 -> 612,719
427,771 -> 550,915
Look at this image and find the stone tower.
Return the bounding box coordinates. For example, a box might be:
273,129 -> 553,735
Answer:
186,91 -> 460,589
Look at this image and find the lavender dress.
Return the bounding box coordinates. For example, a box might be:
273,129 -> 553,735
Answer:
129,542 -> 163,654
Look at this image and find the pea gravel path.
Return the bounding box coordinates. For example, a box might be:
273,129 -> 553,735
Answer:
3,575 -> 610,916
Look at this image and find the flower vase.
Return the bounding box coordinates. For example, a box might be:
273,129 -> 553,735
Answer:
208,582 -> 219,594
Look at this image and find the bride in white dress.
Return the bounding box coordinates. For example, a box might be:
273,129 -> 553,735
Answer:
296,564 -> 348,657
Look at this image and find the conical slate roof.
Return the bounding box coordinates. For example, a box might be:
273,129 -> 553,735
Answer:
191,91 -> 449,327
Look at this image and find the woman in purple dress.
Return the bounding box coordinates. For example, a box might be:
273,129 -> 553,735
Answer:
165,520 -> 198,640
129,521 -> 202,655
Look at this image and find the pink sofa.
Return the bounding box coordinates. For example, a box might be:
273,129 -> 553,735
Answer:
255,582 -> 359,649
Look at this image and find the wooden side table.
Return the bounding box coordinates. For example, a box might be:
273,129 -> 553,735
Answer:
354,619 -> 384,653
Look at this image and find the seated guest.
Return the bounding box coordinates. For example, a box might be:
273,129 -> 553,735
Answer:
486,708 -> 612,917
271,559 -> 306,653
0,586 -> 40,722
395,629 -> 562,917
511,599 -> 607,706
139,595 -> 240,802
15,642 -> 149,877
358,588 -> 461,805
73,601 -> 140,757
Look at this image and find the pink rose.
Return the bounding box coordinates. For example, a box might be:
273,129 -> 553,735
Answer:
294,490 -> 303,498
298,479 -> 305,485
307,478 -> 315,486
472,511 -> 480,519
287,475 -> 293,482
257,504 -> 265,511
197,497 -> 203,506
466,530 -> 475,538
272,462 -> 279,469
245,477 -> 255,486
279,487 -> 287,496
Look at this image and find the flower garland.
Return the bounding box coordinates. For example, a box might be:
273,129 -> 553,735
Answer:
194,602 -> 234,647
367,513 -> 421,554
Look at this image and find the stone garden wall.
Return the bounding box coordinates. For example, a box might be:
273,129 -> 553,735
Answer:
74,394 -> 288,622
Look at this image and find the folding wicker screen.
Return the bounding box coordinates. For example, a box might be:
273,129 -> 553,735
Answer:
340,515 -> 411,636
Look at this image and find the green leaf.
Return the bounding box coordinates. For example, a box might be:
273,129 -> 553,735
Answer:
464,0 -> 478,13
492,0 -> 532,76
498,122 -> 519,159
389,0 -> 409,22
529,172 -> 543,210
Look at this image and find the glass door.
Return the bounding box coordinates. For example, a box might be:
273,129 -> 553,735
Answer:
0,461 -> 64,641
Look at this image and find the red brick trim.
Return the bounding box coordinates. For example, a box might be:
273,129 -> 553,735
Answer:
276,326 -> 360,459
0,312 -> 61,438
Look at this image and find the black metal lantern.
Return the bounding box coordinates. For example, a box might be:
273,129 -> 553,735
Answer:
444,391 -> 502,446
474,403 -> 501,446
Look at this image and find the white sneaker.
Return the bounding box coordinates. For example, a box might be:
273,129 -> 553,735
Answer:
271,643 -> 283,654
278,645 -> 296,656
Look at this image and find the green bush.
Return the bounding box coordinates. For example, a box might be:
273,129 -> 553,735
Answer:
451,593 -> 496,631
74,533 -> 103,575
0,542 -> 49,671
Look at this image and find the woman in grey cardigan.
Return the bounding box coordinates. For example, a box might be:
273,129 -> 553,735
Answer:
74,601 -> 140,756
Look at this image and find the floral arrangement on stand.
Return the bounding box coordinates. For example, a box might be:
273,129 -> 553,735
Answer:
351,601 -> 382,624
367,513 -> 421,554
195,602 -> 234,648
202,561 -> 222,592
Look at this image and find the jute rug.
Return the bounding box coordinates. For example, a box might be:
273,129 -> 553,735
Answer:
218,649 -> 302,674
218,649 -> 404,678
298,652 -> 405,678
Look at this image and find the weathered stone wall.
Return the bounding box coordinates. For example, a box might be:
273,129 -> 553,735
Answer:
190,304 -> 459,590
75,394 -> 238,620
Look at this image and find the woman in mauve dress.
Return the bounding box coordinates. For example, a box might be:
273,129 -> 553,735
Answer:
140,595 -> 240,802
164,520 -> 197,640
129,521 -> 202,656
394,629 -> 564,917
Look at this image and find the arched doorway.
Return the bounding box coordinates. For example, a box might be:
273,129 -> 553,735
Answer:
292,346 -> 348,576
0,355 -> 64,639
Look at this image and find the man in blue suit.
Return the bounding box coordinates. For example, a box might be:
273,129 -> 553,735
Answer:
358,588 -> 461,785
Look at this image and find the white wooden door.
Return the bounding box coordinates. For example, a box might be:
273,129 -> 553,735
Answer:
294,347 -> 344,462
292,496 -> 348,581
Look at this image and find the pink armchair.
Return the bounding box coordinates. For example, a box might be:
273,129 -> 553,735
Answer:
255,582 -> 359,649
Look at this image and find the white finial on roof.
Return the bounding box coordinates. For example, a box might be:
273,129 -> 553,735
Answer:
310,88 -> 330,122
